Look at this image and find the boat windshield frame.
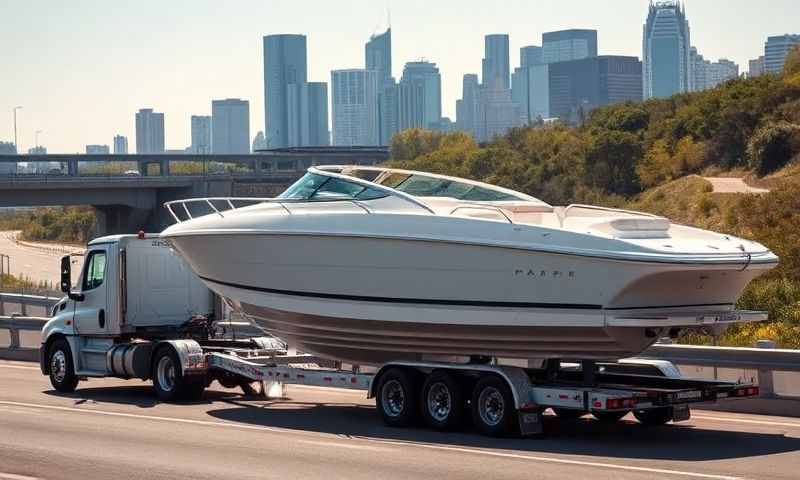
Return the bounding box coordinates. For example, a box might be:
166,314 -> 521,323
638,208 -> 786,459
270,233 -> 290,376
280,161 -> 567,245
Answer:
282,165 -> 550,210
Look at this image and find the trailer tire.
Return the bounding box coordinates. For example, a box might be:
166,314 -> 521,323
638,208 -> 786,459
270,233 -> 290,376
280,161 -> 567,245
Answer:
552,408 -> 586,420
152,347 -> 205,402
421,371 -> 464,430
592,411 -> 628,423
471,375 -> 516,437
376,368 -> 418,428
48,338 -> 78,393
633,407 -> 673,426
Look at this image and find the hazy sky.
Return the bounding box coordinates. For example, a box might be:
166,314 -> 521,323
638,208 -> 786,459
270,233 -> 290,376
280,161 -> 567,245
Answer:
1,0 -> 798,153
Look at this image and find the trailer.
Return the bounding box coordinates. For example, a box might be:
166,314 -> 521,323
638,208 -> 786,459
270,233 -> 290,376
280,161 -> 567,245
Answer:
40,233 -> 760,437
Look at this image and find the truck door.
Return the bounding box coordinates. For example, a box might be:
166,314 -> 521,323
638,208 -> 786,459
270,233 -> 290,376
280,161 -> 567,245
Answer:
73,248 -> 109,335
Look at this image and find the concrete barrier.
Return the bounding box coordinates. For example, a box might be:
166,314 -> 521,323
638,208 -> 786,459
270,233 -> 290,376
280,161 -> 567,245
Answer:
0,316 -> 46,362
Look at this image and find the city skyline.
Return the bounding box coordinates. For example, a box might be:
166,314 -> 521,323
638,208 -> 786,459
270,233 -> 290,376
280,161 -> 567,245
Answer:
1,0 -> 798,153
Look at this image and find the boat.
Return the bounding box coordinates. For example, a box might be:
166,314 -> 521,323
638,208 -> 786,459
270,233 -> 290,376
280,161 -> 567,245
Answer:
160,165 -> 778,365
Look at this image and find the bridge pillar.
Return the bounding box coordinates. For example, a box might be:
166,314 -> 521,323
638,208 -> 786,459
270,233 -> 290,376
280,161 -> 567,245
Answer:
67,159 -> 79,176
93,205 -> 154,238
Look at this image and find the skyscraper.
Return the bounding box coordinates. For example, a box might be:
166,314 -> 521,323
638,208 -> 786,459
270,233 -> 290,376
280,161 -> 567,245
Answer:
398,61 -> 442,130
300,82 -> 330,146
113,135 -> 128,154
135,108 -> 165,154
548,56 -> 642,123
456,74 -> 480,136
190,116 -> 211,154
520,46 -> 543,68
252,131 -> 267,151
642,1 -> 692,99
86,144 -> 110,154
211,99 -> 250,154
482,34 -> 510,89
764,34 -> 800,74
264,34 -> 307,149
749,56 -> 766,77
378,81 -> 399,145
542,29 -> 598,64
331,69 -> 379,146
365,28 -> 392,85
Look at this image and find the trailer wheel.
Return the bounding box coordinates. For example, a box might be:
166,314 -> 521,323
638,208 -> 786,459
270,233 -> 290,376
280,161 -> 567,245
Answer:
552,408 -> 586,420
471,375 -> 516,437
633,407 -> 673,426
592,411 -> 628,423
421,371 -> 464,430
376,368 -> 418,428
152,347 -> 205,402
48,338 -> 78,393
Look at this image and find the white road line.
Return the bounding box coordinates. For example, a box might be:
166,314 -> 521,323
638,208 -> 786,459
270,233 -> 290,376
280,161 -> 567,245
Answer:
0,365 -> 40,371
368,439 -> 744,480
693,414 -> 800,429
296,439 -> 394,452
0,400 -> 743,480
0,472 -> 41,480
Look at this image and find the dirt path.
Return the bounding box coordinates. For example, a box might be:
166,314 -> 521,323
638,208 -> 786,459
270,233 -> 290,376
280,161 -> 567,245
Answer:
704,177 -> 770,194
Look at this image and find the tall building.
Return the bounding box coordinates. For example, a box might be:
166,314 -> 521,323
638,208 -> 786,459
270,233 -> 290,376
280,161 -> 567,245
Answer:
749,56 -> 766,77
456,74 -> 480,136
135,108 -> 165,154
542,29 -> 598,64
398,61 -> 442,130
476,83 -> 520,142
549,56 -> 643,123
211,99 -> 250,154
482,34 -> 510,89
85,144 -> 110,154
520,46 -> 543,68
764,34 -> 800,74
113,135 -> 128,154
707,59 -> 739,88
0,142 -> 15,154
300,82 -> 330,146
331,69 -> 379,146
28,146 -> 47,154
365,28 -> 392,85
190,116 -> 211,154
378,80 -> 399,145
264,34 -> 307,149
642,1 -> 692,99
252,131 -> 267,151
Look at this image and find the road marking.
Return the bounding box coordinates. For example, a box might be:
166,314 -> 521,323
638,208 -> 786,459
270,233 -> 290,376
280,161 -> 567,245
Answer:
693,414 -> 800,429
0,364 -> 40,371
368,439 -> 744,480
0,472 -> 41,480
0,400 -> 744,480
296,439 -> 394,452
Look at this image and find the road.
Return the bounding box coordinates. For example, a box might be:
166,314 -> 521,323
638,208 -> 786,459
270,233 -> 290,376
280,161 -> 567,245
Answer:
0,231 -> 82,288
704,178 -> 770,194
1,361 -> 799,480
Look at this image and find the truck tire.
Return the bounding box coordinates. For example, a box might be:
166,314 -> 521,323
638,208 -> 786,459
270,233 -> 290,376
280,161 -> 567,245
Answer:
633,407 -> 673,426
552,408 -> 586,420
592,411 -> 628,423
471,375 -> 516,437
48,338 -> 79,393
420,370 -> 464,430
376,368 -> 418,428
152,347 -> 205,402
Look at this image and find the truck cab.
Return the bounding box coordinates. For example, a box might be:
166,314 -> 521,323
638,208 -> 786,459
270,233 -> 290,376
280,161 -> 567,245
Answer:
41,233 -> 214,383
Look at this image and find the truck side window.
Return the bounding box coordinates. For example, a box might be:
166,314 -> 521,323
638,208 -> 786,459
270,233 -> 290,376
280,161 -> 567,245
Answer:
82,251 -> 107,291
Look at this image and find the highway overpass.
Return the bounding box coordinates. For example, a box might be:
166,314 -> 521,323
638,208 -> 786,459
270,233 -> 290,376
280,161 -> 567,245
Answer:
0,147 -> 389,235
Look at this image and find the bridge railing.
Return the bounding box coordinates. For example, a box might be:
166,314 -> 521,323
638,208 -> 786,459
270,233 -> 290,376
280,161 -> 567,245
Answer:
0,316 -> 47,362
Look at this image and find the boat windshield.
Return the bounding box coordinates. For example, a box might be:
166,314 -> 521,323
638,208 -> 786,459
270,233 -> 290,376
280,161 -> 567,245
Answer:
375,172 -> 523,202
278,173 -> 389,201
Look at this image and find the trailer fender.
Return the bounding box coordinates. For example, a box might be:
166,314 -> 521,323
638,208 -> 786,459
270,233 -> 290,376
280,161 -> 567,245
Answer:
151,339 -> 206,379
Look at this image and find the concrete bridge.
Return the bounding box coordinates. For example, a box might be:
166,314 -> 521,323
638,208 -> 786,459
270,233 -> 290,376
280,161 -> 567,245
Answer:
0,147 -> 388,236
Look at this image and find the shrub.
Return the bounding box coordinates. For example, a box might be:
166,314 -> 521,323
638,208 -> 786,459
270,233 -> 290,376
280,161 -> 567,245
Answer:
746,121 -> 800,174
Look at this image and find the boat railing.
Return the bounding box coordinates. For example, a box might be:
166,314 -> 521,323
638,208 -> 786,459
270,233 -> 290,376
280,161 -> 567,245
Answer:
563,204 -> 662,219
449,205 -> 514,224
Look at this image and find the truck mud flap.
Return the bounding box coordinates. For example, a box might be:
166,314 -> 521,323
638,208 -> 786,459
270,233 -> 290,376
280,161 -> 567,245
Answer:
518,410 -> 544,436
672,404 -> 691,423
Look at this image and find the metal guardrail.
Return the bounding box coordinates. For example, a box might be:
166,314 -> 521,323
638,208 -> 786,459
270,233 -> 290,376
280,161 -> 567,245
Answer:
0,293 -> 60,316
0,316 -> 46,362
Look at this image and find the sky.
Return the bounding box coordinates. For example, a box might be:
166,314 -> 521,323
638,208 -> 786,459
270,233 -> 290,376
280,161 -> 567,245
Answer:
0,0 -> 798,153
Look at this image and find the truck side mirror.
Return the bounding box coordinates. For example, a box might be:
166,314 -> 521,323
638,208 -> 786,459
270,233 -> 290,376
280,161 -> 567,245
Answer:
61,255 -> 84,302
60,255 -> 71,293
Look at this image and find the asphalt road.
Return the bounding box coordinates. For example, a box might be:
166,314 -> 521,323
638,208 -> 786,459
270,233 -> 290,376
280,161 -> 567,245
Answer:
1,361 -> 800,480
0,231 -> 82,287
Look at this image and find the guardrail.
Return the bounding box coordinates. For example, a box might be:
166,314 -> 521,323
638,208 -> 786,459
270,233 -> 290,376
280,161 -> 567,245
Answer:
0,316 -> 46,362
0,293 -> 60,316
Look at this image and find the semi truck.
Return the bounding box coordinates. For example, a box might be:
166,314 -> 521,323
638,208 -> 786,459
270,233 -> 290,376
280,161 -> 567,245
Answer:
40,232 -> 761,437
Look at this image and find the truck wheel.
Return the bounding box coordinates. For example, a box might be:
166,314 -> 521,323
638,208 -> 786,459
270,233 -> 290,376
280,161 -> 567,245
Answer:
633,407 -> 673,426
471,375 -> 516,437
48,338 -> 79,393
376,368 -> 418,428
592,411 -> 628,423
552,408 -> 586,420
421,371 -> 464,430
152,347 -> 205,402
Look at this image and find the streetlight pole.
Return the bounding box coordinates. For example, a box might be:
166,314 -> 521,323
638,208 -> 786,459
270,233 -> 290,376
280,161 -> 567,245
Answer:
13,106 -> 23,153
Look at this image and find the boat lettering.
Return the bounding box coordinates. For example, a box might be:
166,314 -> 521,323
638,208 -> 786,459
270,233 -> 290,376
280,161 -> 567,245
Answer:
514,269 -> 576,279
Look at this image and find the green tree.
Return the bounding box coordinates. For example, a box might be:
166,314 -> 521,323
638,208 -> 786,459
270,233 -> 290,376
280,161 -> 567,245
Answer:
637,139 -> 674,188
584,130 -> 642,195
389,129 -> 445,161
746,121 -> 800,174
